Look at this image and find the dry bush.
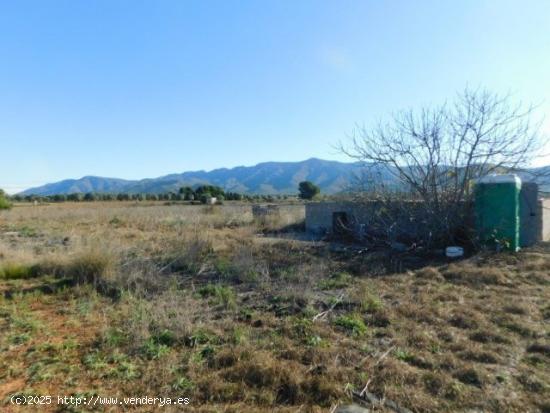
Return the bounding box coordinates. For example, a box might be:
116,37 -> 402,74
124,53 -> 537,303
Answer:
215,241 -> 270,284
111,258 -> 172,297
517,253 -> 550,272
468,330 -> 510,344
415,266 -> 445,281
442,263 -> 508,286
0,246 -> 115,284
66,248 -> 116,284
447,311 -> 483,330
117,290 -> 204,352
222,350 -> 340,406
161,229 -> 213,274
253,206 -> 304,233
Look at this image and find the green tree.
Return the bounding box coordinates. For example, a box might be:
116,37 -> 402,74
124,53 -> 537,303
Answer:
67,193 -> 83,202
298,181 -> 320,200
199,192 -> 212,204
0,189 -> 12,210
195,185 -> 225,198
52,194 -> 67,202
83,192 -> 97,201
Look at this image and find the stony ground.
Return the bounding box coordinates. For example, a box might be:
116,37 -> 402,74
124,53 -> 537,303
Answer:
0,202 -> 549,412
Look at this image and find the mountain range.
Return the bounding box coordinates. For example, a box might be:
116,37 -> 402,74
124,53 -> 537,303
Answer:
20,158 -> 367,196
19,159 -> 550,196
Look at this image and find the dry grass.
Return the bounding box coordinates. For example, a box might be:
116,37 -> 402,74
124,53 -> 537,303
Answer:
0,201 -> 549,412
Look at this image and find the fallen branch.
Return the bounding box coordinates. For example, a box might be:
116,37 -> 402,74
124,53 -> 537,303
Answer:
312,294 -> 344,321
359,344 -> 395,367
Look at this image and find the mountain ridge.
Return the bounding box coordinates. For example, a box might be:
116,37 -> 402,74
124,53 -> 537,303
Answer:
19,159 -> 550,196
19,158 -> 366,196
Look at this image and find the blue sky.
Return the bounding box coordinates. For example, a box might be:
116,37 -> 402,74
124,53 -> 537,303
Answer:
1,0 -> 549,193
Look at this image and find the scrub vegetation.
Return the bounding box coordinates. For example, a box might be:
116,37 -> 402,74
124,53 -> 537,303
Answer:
0,201 -> 549,412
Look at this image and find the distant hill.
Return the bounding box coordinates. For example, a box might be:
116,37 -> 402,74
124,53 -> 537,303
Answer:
20,158 -> 369,196
20,176 -> 135,196
20,158 -> 550,196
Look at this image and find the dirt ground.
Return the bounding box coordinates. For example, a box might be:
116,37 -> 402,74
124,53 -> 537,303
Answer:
0,202 -> 549,412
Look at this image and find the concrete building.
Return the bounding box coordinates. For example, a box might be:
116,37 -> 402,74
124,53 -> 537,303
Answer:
305,182 -> 550,247
252,204 -> 281,218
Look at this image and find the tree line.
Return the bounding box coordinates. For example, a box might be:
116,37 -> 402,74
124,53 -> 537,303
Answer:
3,181 -> 321,206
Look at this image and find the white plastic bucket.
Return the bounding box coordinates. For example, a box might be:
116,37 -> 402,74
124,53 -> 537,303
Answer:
446,246 -> 464,258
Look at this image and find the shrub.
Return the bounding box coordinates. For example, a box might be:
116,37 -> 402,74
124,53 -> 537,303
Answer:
334,314 -> 367,336
318,272 -> 352,290
165,232 -> 213,274
141,338 -> 170,360
0,263 -> 33,279
0,189 -> 12,209
442,263 -> 506,286
66,249 -> 114,284
198,284 -> 236,309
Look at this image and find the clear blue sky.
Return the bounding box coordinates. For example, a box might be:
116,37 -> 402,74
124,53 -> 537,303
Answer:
1,0 -> 549,193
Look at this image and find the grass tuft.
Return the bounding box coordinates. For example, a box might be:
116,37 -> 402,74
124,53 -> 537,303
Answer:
334,314 -> 367,337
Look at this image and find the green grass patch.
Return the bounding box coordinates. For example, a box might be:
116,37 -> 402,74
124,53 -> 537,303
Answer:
319,272 -> 353,290
394,348 -> 415,362
198,283 -> 236,309
0,263 -> 35,280
334,314 -> 367,337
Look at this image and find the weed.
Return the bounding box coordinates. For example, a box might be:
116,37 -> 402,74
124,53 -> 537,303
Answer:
318,272 -> 352,290
103,328 -> 127,347
394,348 -> 415,362
229,326 -> 248,345
0,263 -> 34,280
198,283 -> 236,309
443,264 -> 506,286
109,216 -> 124,227
187,329 -> 219,347
173,376 -> 194,391
19,226 -> 38,237
141,338 -> 170,360
67,249 -> 114,284
9,332 -> 31,345
334,314 -> 367,337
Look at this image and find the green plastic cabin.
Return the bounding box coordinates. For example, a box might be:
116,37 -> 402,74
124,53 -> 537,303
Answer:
474,174 -> 521,251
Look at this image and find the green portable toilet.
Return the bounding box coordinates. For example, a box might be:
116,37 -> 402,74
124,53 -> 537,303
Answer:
474,174 -> 521,251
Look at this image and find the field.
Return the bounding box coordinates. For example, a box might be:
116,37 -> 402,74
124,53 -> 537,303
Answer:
0,202 -> 549,412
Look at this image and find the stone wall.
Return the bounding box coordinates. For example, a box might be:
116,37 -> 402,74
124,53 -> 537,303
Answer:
305,202 -> 374,236
306,185 -> 549,247
541,199 -> 550,242
519,182 -> 542,247
304,201 -> 438,242
252,203 -> 305,228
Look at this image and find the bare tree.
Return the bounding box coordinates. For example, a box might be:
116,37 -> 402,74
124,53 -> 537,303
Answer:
340,88 -> 547,247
